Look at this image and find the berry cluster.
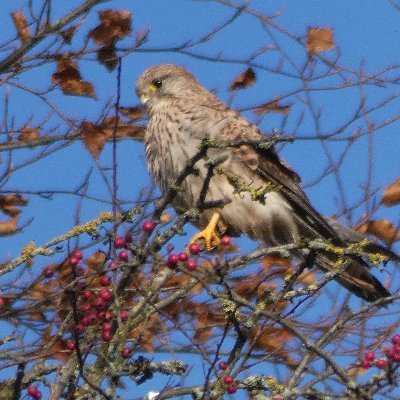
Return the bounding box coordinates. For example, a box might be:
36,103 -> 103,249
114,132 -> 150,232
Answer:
167,242 -> 201,271
218,361 -> 237,394
361,334 -> 400,369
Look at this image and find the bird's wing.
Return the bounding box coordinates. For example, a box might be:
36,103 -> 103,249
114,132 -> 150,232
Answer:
253,143 -> 343,242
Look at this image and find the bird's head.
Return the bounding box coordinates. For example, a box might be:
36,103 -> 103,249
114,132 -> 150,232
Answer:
136,63 -> 204,108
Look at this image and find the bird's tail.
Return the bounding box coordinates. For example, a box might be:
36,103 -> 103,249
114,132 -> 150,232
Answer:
315,253 -> 391,302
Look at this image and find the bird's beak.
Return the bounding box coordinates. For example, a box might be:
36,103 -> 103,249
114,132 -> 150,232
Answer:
139,92 -> 150,105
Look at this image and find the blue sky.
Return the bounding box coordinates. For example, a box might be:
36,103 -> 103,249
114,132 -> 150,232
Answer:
1,1 -> 400,398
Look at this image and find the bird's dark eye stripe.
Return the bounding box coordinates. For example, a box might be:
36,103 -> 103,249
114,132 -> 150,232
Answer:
152,79 -> 162,88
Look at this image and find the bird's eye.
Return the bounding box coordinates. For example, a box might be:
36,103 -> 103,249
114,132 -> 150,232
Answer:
152,79 -> 162,88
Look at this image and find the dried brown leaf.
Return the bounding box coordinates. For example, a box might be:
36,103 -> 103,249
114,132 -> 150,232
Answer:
119,106 -> 144,120
30,282 -> 53,300
42,334 -> 72,363
52,55 -> 95,98
81,122 -> 109,159
0,194 -> 28,217
61,25 -> 78,44
11,11 -> 30,43
382,178 -> 400,206
307,27 -> 334,55
89,9 -> 132,47
29,311 -> 46,321
159,211 -> 172,225
230,67 -> 256,90
255,98 -> 291,115
0,216 -> 18,236
357,220 -> 400,245
86,250 -> 107,270
97,45 -> 118,71
250,326 -> 296,366
262,255 -> 315,286
81,119 -> 144,158
18,125 -> 40,141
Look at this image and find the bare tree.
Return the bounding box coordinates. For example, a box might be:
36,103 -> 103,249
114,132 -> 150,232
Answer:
0,1 -> 399,399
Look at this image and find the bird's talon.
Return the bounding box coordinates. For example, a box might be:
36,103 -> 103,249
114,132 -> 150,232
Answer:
190,230 -> 220,251
189,212 -> 221,251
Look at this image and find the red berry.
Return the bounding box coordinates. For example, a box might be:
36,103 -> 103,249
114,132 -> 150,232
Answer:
97,311 -> 105,320
102,329 -> 112,342
121,346 -> 132,358
391,349 -> 400,362
74,323 -> 86,335
273,397 -> 284,400
120,310 -> 129,322
218,361 -> 228,370
167,244 -> 175,253
142,220 -> 156,233
186,259 -> 197,271
108,260 -> 119,269
43,265 -> 54,278
124,233 -> 133,243
168,253 -> 179,267
361,359 -> 372,369
226,384 -> 237,394
189,243 -> 200,255
221,235 -> 231,246
118,250 -> 129,261
392,334 -> 400,345
375,359 -> 388,369
79,303 -> 92,314
365,351 -> 375,361
0,296 -> 6,307
223,375 -> 233,385
102,311 -> 112,321
178,252 -> 189,262
87,312 -> 97,325
66,341 -> 76,351
80,315 -> 90,326
82,290 -> 92,300
93,297 -> 107,310
27,385 -> 39,397
72,249 -> 83,260
100,275 -> 111,287
114,236 -> 126,249
69,256 -> 80,267
103,322 -> 113,331
99,288 -> 113,303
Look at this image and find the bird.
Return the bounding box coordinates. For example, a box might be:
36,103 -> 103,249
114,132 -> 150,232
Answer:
136,63 -> 396,302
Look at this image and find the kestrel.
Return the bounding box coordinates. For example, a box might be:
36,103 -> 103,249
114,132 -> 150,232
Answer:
136,63 -> 395,302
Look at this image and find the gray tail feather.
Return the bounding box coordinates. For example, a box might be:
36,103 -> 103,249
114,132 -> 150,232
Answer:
315,253 -> 391,302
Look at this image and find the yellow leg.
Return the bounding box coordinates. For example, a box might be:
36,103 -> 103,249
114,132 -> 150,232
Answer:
190,212 -> 221,250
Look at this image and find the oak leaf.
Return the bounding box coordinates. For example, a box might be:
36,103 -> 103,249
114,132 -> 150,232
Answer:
0,194 -> 28,217
382,178 -> 400,206
52,55 -> 95,97
86,250 -> 107,270
0,216 -> 19,236
357,220 -> 400,245
60,25 -> 78,44
255,98 -> 291,115
11,11 -> 30,43
18,125 -> 40,142
230,67 -> 256,90
97,45 -> 118,71
89,10 -> 132,47
307,27 -> 334,55
119,106 -> 144,120
81,118 -> 144,158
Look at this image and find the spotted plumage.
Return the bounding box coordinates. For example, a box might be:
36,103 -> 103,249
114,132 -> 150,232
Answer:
136,63 -> 395,302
